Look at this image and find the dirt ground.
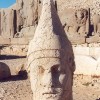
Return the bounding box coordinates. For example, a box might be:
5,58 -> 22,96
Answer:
0,57 -> 100,100
0,75 -> 100,100
73,75 -> 100,100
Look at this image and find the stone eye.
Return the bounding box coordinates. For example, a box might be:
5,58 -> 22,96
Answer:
51,65 -> 59,74
38,66 -> 45,74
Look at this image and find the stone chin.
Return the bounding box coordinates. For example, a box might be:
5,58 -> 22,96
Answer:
33,88 -> 72,100
33,90 -> 63,100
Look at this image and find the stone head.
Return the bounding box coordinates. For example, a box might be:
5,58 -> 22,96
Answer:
27,0 -> 75,100
30,53 -> 73,100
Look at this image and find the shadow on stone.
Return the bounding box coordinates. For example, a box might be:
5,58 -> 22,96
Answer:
0,70 -> 28,82
0,55 -> 26,60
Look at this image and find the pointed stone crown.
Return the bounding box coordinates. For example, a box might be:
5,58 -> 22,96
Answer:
27,0 -> 69,61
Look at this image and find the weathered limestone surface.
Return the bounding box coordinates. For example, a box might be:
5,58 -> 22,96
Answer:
86,35 -> 100,43
1,8 -> 15,38
0,0 -> 100,42
69,37 -> 86,44
73,46 -> 100,59
27,0 -> 75,100
0,0 -> 38,38
11,38 -> 29,45
14,0 -> 38,37
0,36 -> 29,45
74,55 -> 100,76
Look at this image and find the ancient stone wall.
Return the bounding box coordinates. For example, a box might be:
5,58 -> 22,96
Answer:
0,0 -> 100,55
0,0 -> 38,38
0,0 -> 100,38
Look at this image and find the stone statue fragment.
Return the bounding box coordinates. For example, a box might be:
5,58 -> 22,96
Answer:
27,0 -> 75,100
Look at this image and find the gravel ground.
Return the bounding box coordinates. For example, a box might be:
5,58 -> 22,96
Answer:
0,75 -> 100,100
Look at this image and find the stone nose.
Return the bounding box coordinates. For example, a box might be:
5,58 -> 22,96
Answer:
42,71 -> 54,88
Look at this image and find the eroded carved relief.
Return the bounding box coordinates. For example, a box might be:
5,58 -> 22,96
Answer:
64,8 -> 89,37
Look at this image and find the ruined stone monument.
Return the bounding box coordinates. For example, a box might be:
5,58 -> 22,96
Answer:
27,0 -> 75,100
63,8 -> 89,37
0,0 -> 99,45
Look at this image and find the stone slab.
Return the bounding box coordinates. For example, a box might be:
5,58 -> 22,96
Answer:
11,38 -> 29,45
89,47 -> 100,58
68,36 -> 86,44
74,55 -> 100,76
86,35 -> 99,43
73,47 -> 90,55
0,37 -> 11,45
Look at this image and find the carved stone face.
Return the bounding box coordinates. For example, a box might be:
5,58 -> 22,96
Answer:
30,58 -> 72,100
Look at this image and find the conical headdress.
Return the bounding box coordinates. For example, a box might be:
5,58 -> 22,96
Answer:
27,0 -> 71,66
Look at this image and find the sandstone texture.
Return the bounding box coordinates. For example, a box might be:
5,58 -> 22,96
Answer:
1,8 -> 15,38
74,55 -> 100,75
